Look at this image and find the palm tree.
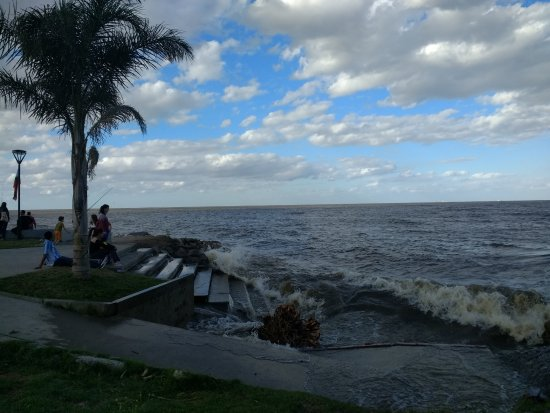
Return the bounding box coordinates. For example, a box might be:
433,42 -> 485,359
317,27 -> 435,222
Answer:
0,0 -> 193,278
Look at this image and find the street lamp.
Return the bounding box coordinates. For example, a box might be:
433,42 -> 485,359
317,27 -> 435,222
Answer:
12,149 -> 27,239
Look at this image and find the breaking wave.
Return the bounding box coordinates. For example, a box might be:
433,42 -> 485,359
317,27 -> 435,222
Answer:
352,275 -> 550,344
205,246 -> 325,319
206,246 -> 549,344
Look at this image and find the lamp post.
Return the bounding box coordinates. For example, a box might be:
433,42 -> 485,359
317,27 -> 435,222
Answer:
12,149 -> 27,239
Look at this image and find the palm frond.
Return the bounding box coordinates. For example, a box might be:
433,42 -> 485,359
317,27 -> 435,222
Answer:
87,145 -> 100,179
87,104 -> 146,144
0,69 -> 72,129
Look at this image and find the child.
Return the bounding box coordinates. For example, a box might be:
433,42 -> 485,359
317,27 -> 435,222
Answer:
35,231 -> 72,268
54,216 -> 65,243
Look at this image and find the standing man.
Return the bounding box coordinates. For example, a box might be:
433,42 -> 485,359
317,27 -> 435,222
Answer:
0,202 -> 9,240
26,211 -> 36,229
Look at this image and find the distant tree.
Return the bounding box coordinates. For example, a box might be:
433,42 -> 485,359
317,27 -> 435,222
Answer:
0,0 -> 193,278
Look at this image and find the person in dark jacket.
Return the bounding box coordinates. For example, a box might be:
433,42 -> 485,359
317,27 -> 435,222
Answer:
0,202 -> 9,240
90,228 -> 123,272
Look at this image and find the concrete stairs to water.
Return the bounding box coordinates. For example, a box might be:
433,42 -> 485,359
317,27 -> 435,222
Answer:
117,246 -> 270,321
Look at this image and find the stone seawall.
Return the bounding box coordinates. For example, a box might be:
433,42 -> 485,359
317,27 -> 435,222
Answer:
39,275 -> 194,327
5,228 -> 74,241
115,275 -> 194,326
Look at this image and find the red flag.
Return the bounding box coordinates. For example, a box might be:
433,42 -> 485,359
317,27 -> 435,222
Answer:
13,169 -> 20,201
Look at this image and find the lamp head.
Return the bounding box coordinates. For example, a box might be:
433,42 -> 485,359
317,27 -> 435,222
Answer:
12,149 -> 27,164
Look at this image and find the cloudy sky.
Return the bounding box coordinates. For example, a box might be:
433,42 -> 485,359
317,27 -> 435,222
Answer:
1,0 -> 550,210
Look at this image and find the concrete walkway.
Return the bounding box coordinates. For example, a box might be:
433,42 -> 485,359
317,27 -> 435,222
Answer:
0,244 -> 531,412
0,242 -> 73,278
0,236 -> 136,278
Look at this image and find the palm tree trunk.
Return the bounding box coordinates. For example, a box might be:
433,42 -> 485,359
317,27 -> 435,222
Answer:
71,125 -> 90,279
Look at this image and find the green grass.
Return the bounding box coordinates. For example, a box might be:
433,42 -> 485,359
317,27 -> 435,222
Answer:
0,267 -> 162,302
0,239 -> 43,249
513,396 -> 550,413
0,340 -> 368,413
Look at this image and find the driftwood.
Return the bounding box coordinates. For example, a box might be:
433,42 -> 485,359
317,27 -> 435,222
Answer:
257,304 -> 320,348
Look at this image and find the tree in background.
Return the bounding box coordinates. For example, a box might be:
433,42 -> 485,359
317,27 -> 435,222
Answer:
0,0 -> 193,278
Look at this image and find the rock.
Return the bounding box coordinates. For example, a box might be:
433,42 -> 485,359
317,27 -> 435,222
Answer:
128,234 -> 216,267
257,304 -> 320,348
126,231 -> 151,237
75,355 -> 125,370
279,280 -> 294,295
526,386 -> 549,402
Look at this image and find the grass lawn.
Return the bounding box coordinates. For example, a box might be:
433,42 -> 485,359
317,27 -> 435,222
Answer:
0,267 -> 162,302
0,239 -> 43,249
0,340 -> 368,413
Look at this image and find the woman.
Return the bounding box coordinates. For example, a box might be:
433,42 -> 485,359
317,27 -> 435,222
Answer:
88,214 -> 98,238
96,204 -> 112,241
90,227 -> 123,271
0,202 -> 9,240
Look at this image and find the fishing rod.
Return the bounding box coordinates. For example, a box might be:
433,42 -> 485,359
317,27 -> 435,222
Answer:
88,187 -> 113,211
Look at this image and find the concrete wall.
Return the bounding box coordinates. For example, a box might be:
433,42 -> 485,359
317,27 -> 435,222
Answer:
5,228 -> 74,241
115,274 -> 194,327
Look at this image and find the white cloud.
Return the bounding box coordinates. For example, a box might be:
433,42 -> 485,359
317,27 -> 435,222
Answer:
221,119 -> 232,128
222,79 -> 263,102
142,0 -> 243,38
75,140 -> 322,197
477,91 -> 521,106
442,170 -> 468,177
339,157 -> 396,178
240,115 -> 257,127
124,80 -> 211,125
204,153 -> 320,180
275,81 -> 322,105
244,0 -> 550,107
281,46 -> 302,61
112,129 -> 142,136
263,101 -> 331,126
471,172 -> 503,180
0,109 -> 58,153
328,72 -> 387,97
176,39 -> 239,84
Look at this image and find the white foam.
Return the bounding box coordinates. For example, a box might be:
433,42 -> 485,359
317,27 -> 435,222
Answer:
205,246 -> 251,278
205,247 -> 324,319
348,275 -> 549,344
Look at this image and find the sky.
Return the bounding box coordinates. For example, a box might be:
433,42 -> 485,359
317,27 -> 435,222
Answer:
1,0 -> 550,210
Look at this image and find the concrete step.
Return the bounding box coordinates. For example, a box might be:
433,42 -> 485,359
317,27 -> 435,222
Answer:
208,273 -> 230,309
155,258 -> 183,280
246,285 -> 272,319
135,253 -> 169,277
115,244 -> 137,257
178,264 -> 197,279
119,247 -> 155,272
193,268 -> 212,303
229,277 -> 255,319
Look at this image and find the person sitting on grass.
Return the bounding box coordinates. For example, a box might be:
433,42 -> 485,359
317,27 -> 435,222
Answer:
90,228 -> 123,272
35,231 -> 73,269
